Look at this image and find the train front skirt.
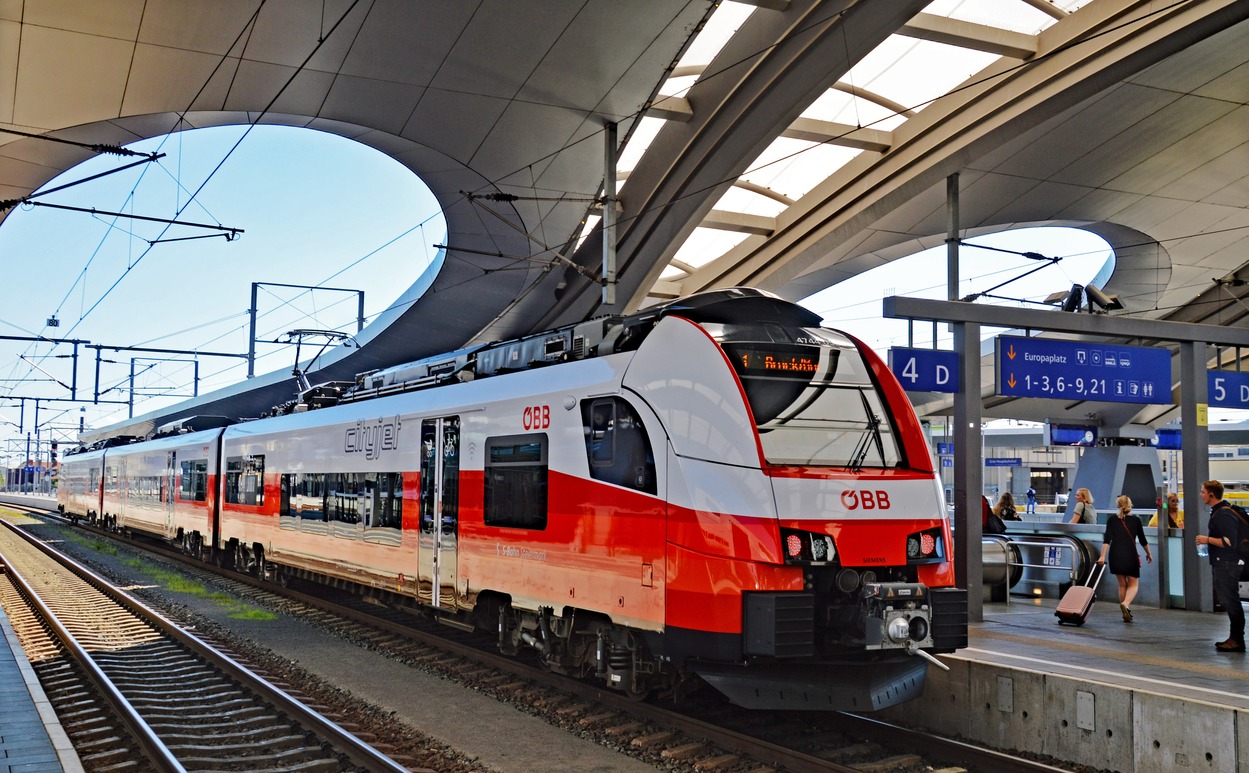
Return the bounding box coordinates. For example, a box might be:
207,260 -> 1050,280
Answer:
691,656 -> 928,711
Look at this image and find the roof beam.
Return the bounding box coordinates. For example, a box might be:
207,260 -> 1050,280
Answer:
782,117 -> 891,152
646,95 -> 692,121
899,13 -> 1038,59
700,210 -> 775,236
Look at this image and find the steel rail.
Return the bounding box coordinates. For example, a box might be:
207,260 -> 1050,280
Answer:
0,516 -> 411,773
0,548 -> 186,772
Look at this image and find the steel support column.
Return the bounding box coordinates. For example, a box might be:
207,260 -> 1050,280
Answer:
953,320 -> 982,622
1180,341 -> 1212,612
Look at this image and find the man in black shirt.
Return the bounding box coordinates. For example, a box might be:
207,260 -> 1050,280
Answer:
1197,480 -> 1245,652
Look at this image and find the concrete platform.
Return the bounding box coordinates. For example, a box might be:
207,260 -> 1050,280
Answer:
879,595 -> 1249,773
0,595 -> 82,773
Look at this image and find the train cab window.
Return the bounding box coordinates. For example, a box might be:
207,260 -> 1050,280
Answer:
225,455 -> 265,506
179,460 -> 208,502
484,434 -> 548,529
715,325 -> 902,468
580,398 -> 656,494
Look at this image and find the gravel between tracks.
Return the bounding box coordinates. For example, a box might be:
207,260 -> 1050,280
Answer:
9,514 -> 664,773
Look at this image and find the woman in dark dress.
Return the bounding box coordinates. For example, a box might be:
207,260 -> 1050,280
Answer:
1097,494 -> 1152,622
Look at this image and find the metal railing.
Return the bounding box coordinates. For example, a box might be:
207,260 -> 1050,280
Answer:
997,539 -> 1079,606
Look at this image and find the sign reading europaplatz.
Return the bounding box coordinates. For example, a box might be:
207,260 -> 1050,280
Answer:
995,335 -> 1170,404
1209,370 -> 1249,410
888,347 -> 959,392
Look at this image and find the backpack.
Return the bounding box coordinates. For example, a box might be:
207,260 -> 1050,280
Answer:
1226,503 -> 1249,576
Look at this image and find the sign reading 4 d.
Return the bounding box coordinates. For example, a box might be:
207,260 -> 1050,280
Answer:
996,335 -> 1170,405
888,347 -> 959,393
1210,370 -> 1249,409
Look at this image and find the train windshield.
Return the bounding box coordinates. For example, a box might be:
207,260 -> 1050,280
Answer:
712,323 -> 900,468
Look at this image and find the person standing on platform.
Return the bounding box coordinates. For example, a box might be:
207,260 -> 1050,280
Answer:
994,492 -> 1021,521
1097,494 -> 1151,623
1070,488 -> 1095,524
1197,480 -> 1246,653
1026,486 -> 1037,515
1150,492 -> 1182,529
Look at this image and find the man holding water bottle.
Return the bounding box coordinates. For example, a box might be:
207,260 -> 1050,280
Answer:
1197,480 -> 1245,653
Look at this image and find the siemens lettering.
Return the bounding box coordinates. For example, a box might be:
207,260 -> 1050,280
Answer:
344,416 -> 402,460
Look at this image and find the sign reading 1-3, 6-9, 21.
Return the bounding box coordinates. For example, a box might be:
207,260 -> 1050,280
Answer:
995,335 -> 1171,404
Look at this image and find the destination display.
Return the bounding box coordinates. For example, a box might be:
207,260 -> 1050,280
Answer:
995,336 -> 1170,405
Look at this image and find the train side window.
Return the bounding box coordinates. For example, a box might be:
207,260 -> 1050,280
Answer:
367,471 -> 403,530
225,455 -> 265,506
180,460 -> 208,502
484,434 -> 548,530
580,398 -> 656,494
328,472 -> 362,524
279,473 -> 326,521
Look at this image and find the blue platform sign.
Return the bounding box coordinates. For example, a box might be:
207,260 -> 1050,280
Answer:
995,335 -> 1170,404
888,347 -> 958,393
1209,370 -> 1249,410
985,457 -> 1022,467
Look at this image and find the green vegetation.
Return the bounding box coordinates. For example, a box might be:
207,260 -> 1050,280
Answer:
119,557 -> 278,621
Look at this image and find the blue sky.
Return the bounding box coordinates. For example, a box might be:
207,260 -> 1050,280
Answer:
0,126 -> 444,454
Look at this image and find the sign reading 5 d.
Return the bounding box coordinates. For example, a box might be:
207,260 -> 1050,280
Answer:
1210,370 -> 1249,409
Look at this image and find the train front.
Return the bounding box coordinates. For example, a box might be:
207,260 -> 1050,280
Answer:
625,292 -> 967,711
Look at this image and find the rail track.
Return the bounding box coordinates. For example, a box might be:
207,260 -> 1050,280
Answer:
0,513 -> 423,772
2,498 -> 1077,773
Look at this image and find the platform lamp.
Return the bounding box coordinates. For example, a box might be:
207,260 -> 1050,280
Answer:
1084,284 -> 1124,312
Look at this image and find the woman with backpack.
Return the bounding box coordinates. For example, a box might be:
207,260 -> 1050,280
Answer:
1069,488 -> 1096,524
994,492 -> 1021,521
1097,494 -> 1151,623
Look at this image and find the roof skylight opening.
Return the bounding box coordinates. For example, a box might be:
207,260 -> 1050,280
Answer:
675,2 -> 757,71
739,138 -> 862,201
671,227 -> 751,270
846,36 -> 998,119
803,87 -> 906,132
714,185 -> 788,218
616,116 -> 667,174
924,0 -> 1059,34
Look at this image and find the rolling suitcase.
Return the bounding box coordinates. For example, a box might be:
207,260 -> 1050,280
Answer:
1055,562 -> 1106,626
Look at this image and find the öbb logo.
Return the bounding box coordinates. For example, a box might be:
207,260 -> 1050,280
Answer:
840,490 -> 891,510
523,404 -> 551,430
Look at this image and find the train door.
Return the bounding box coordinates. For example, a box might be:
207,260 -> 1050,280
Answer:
418,416 -> 460,608
166,451 -> 177,538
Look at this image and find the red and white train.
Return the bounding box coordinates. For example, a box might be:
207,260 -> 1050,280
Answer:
59,288 -> 966,711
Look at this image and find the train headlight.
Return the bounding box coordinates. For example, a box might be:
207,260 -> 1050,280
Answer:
906,536 -> 920,558
887,617 -> 911,643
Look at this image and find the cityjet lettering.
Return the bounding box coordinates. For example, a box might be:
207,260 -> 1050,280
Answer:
344,416 -> 402,460
840,490 -> 891,510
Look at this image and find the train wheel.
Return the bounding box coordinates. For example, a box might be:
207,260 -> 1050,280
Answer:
623,683 -> 651,702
